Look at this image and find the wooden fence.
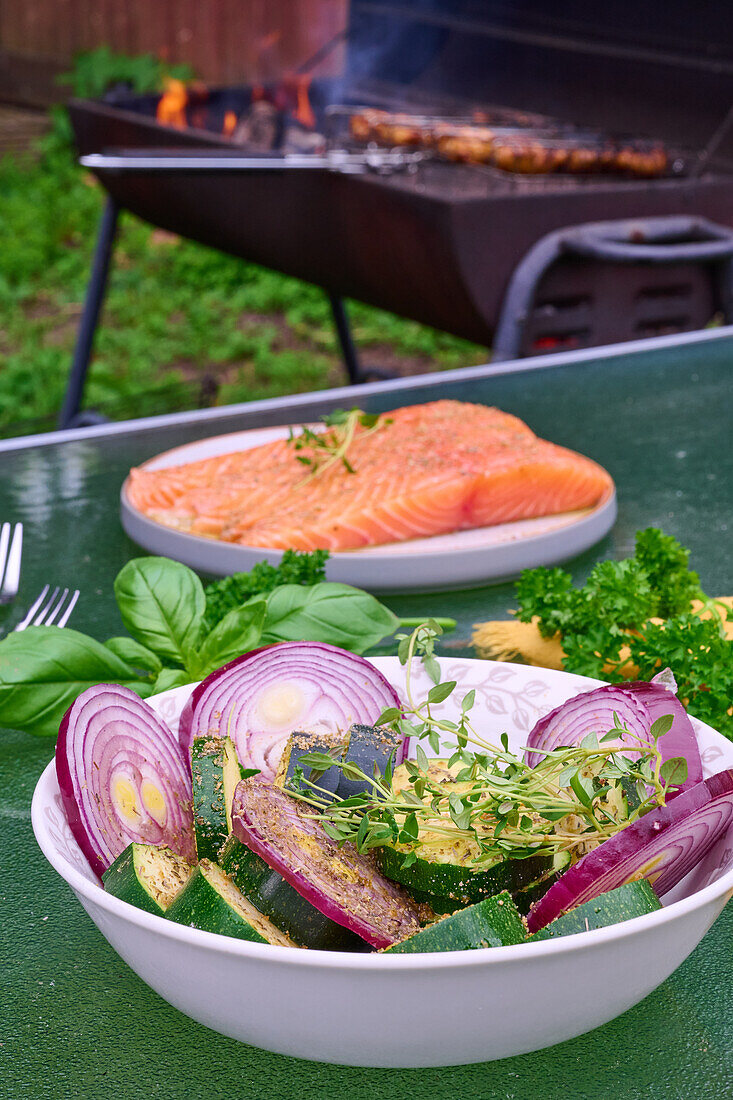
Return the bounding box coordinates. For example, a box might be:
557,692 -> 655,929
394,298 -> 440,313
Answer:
0,0 -> 346,104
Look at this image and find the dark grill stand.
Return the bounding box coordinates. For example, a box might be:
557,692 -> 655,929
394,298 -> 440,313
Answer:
59,146 -> 438,429
59,196 -> 733,429
58,198 -> 120,430
57,191 -> 382,429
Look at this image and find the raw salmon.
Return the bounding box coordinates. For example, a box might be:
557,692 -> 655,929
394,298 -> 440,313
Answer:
126,401 -> 613,551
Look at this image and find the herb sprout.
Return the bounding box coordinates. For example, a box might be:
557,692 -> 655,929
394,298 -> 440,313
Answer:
288,622 -> 685,870
287,408 -> 391,480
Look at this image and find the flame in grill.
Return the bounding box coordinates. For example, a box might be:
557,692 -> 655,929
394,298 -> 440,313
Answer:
293,74 -> 315,130
156,78 -> 188,129
155,72 -> 316,139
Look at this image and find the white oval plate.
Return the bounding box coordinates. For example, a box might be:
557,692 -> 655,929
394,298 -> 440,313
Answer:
33,658 -> 733,1067
120,426 -> 617,591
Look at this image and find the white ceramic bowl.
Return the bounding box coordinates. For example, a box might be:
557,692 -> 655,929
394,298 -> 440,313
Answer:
32,658 -> 733,1068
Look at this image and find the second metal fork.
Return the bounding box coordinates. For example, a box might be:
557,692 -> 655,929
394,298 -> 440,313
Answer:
14,585 -> 80,631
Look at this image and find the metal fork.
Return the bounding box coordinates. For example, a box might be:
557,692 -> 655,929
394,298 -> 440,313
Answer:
0,523 -> 23,605
14,585 -> 80,631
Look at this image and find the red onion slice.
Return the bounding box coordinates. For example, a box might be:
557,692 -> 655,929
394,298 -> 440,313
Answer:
232,777 -> 421,949
179,641 -> 403,778
524,671 -> 702,793
621,671 -> 702,791
56,683 -> 195,879
526,769 -> 733,933
524,685 -> 652,766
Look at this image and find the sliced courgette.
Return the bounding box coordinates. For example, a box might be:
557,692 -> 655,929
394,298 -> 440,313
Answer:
378,758 -> 551,905
383,892 -> 526,953
336,723 -> 406,800
191,735 -> 244,861
275,728 -> 351,797
377,844 -> 551,906
102,843 -> 193,915
276,723 -> 404,801
165,859 -> 295,946
219,834 -> 370,952
528,880 -> 662,941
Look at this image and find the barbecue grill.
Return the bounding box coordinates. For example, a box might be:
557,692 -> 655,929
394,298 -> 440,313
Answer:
63,1 -> 733,427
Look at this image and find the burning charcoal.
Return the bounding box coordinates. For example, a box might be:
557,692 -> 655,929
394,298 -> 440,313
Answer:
281,125 -> 327,154
232,100 -> 280,149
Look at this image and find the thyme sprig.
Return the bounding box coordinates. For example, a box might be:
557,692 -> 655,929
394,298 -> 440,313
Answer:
288,621 -> 686,868
287,407 -> 391,481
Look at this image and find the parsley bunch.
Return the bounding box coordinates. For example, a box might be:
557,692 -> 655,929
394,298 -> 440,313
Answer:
204,550 -> 328,629
514,528 -> 733,737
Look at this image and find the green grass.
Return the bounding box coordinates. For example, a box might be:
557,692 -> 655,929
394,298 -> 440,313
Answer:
0,139 -> 483,437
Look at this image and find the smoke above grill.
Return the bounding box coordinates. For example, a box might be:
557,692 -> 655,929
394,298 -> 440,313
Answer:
61,0 -> 733,430
133,0 -> 733,181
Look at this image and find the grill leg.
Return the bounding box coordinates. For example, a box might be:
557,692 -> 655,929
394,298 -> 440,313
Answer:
326,293 -> 399,385
57,197 -> 120,429
327,293 -> 363,384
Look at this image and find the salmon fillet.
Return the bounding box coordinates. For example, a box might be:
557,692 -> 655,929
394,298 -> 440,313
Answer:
126,401 -> 613,551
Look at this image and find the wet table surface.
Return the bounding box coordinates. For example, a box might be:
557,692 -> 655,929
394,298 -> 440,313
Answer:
1,332 -> 731,1099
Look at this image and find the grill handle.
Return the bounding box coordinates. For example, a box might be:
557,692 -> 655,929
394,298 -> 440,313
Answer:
561,217 -> 733,264
492,216 -> 733,361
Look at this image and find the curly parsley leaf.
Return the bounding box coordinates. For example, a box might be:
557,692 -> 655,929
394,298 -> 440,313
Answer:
514,528 -> 732,738
514,567 -> 578,637
633,527 -> 703,616
628,615 -> 733,735
204,550 -> 328,629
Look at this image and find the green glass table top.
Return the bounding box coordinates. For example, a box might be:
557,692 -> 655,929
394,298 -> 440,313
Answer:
1,333 -> 731,1098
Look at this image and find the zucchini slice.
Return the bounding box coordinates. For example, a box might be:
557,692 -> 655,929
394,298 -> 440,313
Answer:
336,723 -> 406,800
377,844 -> 551,907
191,735 -> 244,862
528,881 -> 662,941
379,758 -> 551,905
383,892 -> 526,953
165,859 -> 296,946
219,834 -> 370,951
276,723 -> 405,801
102,843 -> 193,915
275,728 -> 351,797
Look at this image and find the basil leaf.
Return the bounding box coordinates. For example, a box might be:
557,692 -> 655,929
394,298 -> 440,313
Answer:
114,557 -> 205,667
104,637 -> 162,675
258,582 -> 399,654
190,599 -> 267,679
153,667 -> 193,693
0,626 -> 153,737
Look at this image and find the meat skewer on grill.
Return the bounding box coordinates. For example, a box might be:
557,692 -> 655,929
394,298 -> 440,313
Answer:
347,107 -> 669,178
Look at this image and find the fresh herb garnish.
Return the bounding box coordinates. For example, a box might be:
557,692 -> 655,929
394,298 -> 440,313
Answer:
204,550 -> 328,629
513,528 -> 733,737
287,408 -> 390,480
289,623 -> 681,868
